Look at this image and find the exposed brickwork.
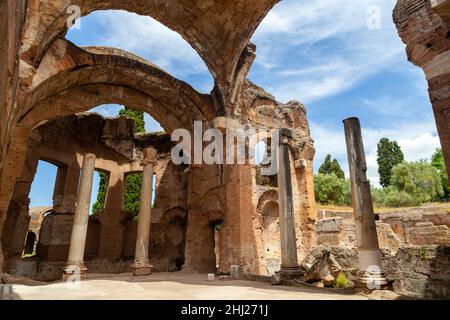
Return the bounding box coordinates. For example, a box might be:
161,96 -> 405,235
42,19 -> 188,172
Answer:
394,0 -> 450,177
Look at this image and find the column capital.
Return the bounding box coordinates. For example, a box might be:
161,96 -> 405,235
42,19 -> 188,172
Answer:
143,147 -> 158,161
84,153 -> 96,160
141,147 -> 158,166
141,158 -> 157,166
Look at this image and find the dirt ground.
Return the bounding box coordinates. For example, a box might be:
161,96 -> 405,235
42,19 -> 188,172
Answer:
4,272 -> 372,300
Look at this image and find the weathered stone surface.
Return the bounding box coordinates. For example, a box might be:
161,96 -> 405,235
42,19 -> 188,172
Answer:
383,245 -> 450,299
394,0 -> 450,176
300,246 -> 343,284
0,0 -> 320,281
301,244 -> 450,299
316,206 -> 450,252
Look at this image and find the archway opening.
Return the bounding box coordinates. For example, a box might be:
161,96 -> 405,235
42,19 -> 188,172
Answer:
66,10 -> 214,94
29,160 -> 59,209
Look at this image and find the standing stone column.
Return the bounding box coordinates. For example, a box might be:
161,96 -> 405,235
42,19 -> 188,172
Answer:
277,128 -> 302,278
63,153 -> 96,280
343,118 -> 388,289
131,147 -> 157,276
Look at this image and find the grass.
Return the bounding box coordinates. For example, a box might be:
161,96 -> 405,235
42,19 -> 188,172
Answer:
335,272 -> 350,288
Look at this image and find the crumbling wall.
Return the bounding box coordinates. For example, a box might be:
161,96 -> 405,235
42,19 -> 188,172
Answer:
3,113 -> 188,279
394,0 -> 450,176
301,244 -> 450,299
0,4 -> 28,274
312,205 -> 450,298
316,206 -> 450,251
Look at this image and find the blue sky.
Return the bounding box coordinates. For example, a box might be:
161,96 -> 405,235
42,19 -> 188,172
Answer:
29,0 -> 440,208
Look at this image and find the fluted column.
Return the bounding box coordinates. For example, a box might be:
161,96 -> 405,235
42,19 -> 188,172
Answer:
63,153 -> 96,279
277,128 -> 302,278
131,147 -> 157,276
343,118 -> 388,289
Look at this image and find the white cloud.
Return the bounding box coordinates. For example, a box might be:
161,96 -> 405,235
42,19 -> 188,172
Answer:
68,10 -> 214,93
250,0 -> 405,103
311,121 -> 441,187
89,104 -> 122,117
398,133 -> 441,162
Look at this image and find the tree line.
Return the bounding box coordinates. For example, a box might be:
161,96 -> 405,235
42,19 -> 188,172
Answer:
314,138 -> 449,207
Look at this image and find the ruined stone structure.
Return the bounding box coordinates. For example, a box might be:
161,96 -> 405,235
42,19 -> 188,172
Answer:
0,0 -> 320,280
1,0 -> 449,300
313,205 -> 450,298
394,0 -> 450,175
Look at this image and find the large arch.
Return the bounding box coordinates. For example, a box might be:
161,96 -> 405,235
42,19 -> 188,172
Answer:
18,39 -> 215,131
19,0 -> 279,111
0,39 -> 216,266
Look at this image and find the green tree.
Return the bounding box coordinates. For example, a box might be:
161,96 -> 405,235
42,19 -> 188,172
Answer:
377,138 -> 404,188
124,172 -> 143,214
92,107 -> 146,215
390,161 -> 444,204
371,186 -> 420,208
120,107 -> 146,214
314,173 -> 351,206
431,148 -> 449,199
92,172 -> 108,215
119,107 -> 145,133
318,154 -> 345,179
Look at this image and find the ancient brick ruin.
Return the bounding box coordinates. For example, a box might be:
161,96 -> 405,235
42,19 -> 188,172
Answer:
0,0 -> 449,299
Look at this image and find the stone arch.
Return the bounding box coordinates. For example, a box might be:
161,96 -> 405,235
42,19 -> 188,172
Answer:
19,40 -> 215,133
20,0 -> 278,111
257,190 -> 278,213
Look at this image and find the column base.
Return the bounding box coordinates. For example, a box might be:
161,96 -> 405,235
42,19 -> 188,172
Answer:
62,262 -> 87,282
131,260 -> 153,276
355,270 -> 391,291
279,266 -> 303,280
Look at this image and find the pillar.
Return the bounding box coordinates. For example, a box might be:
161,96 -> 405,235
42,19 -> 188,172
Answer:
277,128 -> 301,278
343,118 -> 388,289
63,153 -> 96,279
131,147 -> 157,276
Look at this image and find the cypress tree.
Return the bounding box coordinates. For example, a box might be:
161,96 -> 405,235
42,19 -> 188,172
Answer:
377,138 -> 404,188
